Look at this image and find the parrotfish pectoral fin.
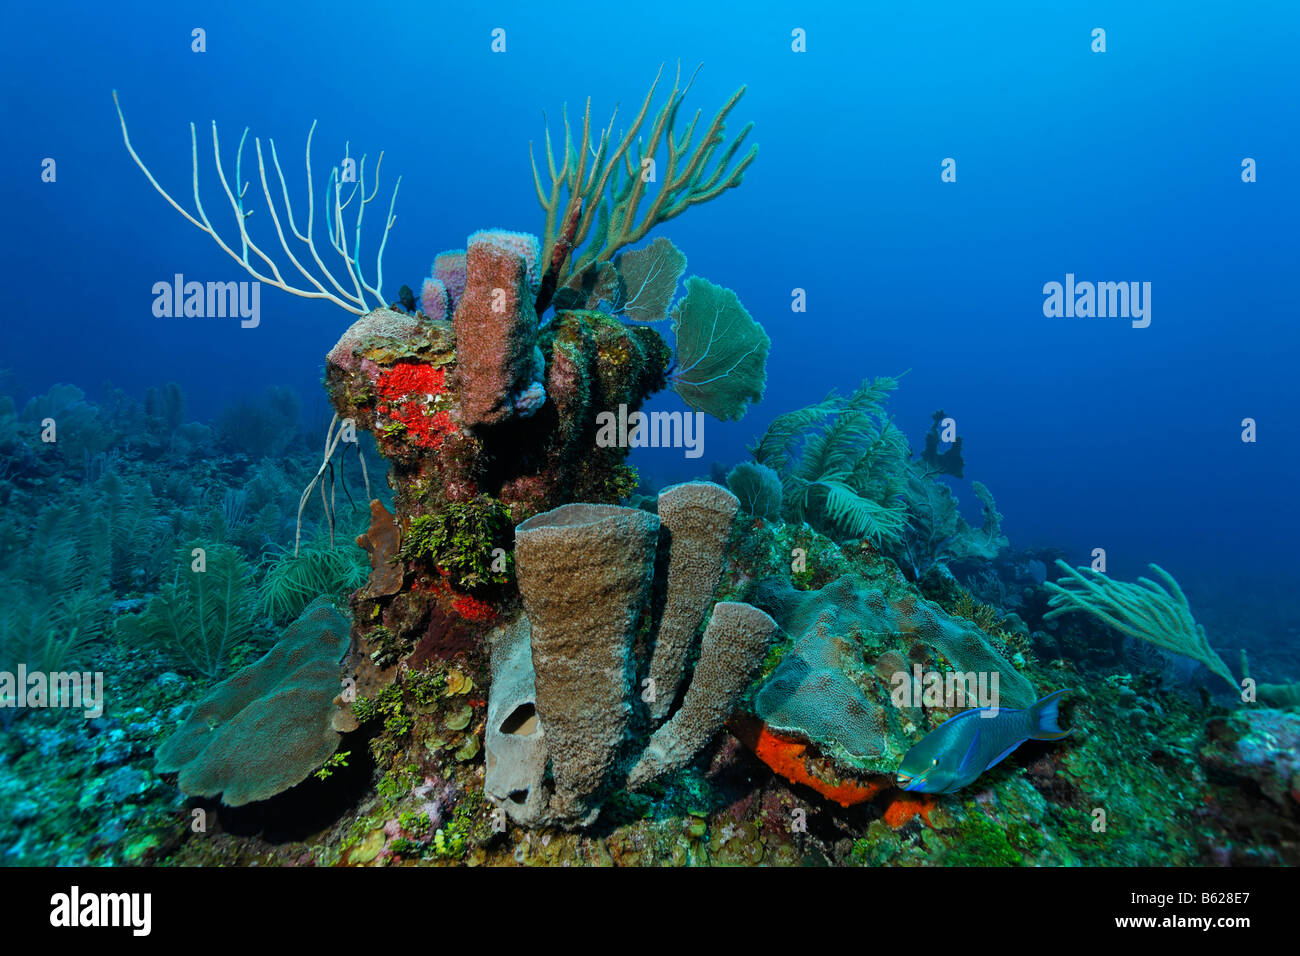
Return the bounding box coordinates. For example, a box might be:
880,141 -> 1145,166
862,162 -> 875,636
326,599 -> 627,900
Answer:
956,727 -> 983,777
985,740 -> 1024,771
1028,688 -> 1073,741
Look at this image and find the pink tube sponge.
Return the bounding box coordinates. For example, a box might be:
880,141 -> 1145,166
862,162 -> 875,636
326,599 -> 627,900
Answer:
452,232 -> 540,426
467,229 -> 541,296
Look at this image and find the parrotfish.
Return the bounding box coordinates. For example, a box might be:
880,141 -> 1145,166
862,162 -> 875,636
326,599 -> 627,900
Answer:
895,689 -> 1072,794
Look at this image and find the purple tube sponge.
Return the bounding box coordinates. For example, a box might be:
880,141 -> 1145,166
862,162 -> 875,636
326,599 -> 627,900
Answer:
420,277 -> 449,322
433,250 -> 468,307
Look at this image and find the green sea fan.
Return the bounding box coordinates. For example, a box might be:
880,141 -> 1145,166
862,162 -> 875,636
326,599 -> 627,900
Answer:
726,460 -> 782,521
19,383 -> 112,465
669,277 -> 770,422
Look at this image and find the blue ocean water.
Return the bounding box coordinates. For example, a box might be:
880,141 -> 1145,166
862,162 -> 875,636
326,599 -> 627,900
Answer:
2,0 -> 1295,662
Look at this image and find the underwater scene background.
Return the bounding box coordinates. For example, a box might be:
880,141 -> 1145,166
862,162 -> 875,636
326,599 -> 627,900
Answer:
0,0 -> 1296,868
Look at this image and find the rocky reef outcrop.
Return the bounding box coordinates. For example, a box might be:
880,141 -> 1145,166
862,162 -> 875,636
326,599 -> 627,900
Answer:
323,230 -> 671,700
1199,707 -> 1300,864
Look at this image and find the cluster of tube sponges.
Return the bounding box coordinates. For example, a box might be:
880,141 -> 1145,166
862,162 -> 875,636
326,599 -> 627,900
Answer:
485,481 -> 777,828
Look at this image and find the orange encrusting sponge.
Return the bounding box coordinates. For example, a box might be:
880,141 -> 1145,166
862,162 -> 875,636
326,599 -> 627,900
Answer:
881,793 -> 935,828
731,715 -> 935,826
731,715 -> 888,808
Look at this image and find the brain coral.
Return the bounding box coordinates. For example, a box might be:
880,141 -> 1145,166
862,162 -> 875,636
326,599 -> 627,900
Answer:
153,598 -> 353,806
749,574 -> 1035,774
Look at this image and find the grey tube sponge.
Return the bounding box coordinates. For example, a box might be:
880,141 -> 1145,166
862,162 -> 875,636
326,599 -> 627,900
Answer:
627,601 -> 777,789
513,503 -> 660,825
484,615 -> 551,827
645,481 -> 739,723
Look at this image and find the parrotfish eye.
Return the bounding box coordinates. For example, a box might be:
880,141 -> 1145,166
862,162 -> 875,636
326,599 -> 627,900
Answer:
931,758 -> 939,766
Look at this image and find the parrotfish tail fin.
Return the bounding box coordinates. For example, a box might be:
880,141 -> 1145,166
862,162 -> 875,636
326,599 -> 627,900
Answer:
1028,688 -> 1073,741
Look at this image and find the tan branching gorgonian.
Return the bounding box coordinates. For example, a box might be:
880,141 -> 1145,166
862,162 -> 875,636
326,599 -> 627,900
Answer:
1044,560 -> 1236,689
529,63 -> 756,314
